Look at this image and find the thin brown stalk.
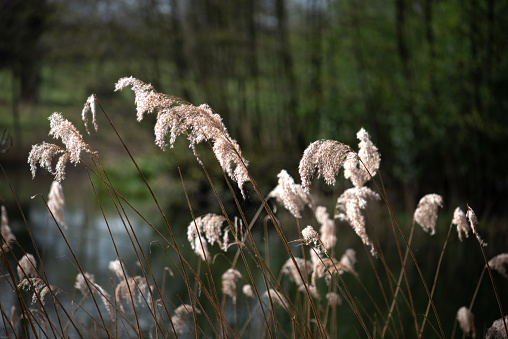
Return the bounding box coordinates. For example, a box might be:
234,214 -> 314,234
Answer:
419,222 -> 454,337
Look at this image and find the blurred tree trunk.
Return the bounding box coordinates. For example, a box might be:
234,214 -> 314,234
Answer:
395,0 -> 418,213
169,0 -> 192,100
304,0 -> 324,145
275,0 -> 299,147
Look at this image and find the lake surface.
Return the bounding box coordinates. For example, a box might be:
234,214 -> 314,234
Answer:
2,164 -> 508,338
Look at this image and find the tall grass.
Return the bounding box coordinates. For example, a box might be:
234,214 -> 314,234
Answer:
1,77 -> 507,338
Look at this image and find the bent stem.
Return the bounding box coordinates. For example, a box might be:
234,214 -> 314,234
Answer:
419,222 -> 454,337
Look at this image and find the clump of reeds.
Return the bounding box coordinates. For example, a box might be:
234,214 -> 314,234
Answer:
0,76 -> 506,338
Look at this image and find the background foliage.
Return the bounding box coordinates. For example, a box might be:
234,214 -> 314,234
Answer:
1,0 -> 507,217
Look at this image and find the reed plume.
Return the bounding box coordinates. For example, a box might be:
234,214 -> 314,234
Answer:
268,169 -> 315,218
1,205 -> 16,253
413,194 -> 443,235
456,306 -> 475,338
74,272 -> 114,319
315,206 -> 336,251
172,304 -> 201,335
242,284 -> 254,299
488,253 -> 508,279
452,207 -> 470,241
108,259 -> 126,281
81,94 -> 98,134
28,112 -> 97,181
48,181 -> 67,229
343,128 -> 380,188
263,289 -> 289,309
466,206 -> 487,247
281,257 -> 313,292
335,186 -> 380,256
18,278 -> 58,306
187,213 -> 228,262
17,253 -> 38,280
115,76 -> 250,197
115,276 -> 152,313
221,268 -> 243,303
326,292 -> 342,306
301,225 -> 327,258
486,316 -> 508,339
299,140 -> 352,192
311,257 -> 353,286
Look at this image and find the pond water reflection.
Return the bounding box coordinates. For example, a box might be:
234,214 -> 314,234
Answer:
2,164 -> 508,337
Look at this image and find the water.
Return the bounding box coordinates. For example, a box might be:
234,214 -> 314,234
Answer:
2,164 -> 508,338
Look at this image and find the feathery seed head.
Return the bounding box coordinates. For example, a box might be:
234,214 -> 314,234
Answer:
326,292 -> 342,306
17,254 -> 38,280
281,258 -> 313,290
456,306 -> 475,337
299,139 -> 352,192
49,113 -> 92,164
488,253 -> 508,279
115,276 -> 152,313
302,225 -> 327,259
486,316 -> 508,339
343,128 -> 381,187
263,289 -> 289,309
242,284 -> 254,298
1,205 -> 16,252
29,113 -> 96,181
115,76 -> 176,122
413,194 -> 443,235
74,272 -> 95,295
48,181 -> 67,229
466,205 -> 487,247
315,206 -> 336,250
108,259 -> 126,280
17,278 -> 58,305
117,77 -> 250,197
311,257 -> 353,286
335,187 -> 380,256
268,170 -> 314,218
452,207 -> 470,242
82,94 -> 98,134
172,304 -> 201,334
221,268 -> 243,303
187,214 -> 228,262
340,248 -> 357,273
